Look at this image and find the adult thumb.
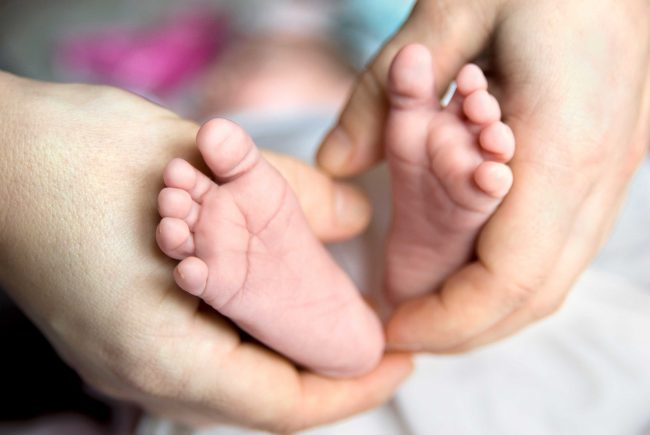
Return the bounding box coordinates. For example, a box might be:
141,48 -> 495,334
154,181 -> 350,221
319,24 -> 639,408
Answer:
317,0 -> 499,177
263,151 -> 372,243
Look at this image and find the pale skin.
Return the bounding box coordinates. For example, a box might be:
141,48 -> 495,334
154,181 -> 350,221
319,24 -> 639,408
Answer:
318,0 -> 650,352
154,45 -> 515,378
0,71 -> 412,432
384,44 -> 514,305
156,119 -> 385,378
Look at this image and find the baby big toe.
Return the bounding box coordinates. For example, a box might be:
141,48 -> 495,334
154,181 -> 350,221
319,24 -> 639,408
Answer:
387,43 -> 437,108
474,161 -> 513,198
174,257 -> 208,297
197,119 -> 259,181
157,217 -> 195,260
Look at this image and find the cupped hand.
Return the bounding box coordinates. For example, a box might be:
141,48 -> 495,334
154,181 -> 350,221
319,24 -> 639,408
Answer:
317,0 -> 650,352
0,72 -> 412,432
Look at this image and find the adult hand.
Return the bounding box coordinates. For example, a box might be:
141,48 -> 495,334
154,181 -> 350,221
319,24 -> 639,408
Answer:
0,72 -> 412,432
317,0 -> 650,351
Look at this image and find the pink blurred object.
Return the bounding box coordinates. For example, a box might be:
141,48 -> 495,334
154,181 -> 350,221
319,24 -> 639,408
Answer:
57,10 -> 229,95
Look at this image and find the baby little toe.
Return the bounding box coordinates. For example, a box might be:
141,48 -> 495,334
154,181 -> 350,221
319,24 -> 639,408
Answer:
174,256 -> 209,297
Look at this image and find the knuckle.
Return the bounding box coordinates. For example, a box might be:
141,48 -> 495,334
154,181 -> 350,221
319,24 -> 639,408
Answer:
267,419 -> 298,435
250,397 -> 302,434
619,138 -> 647,179
504,278 -> 539,310
94,338 -> 179,402
530,295 -> 567,321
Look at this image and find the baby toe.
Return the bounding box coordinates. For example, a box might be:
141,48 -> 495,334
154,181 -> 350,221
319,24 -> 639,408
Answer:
158,188 -> 193,218
158,188 -> 201,228
164,158 -> 197,189
387,43 -> 437,110
463,90 -> 501,125
156,217 -> 195,260
163,158 -> 214,202
174,257 -> 209,297
479,122 -> 515,162
456,64 -> 488,96
197,119 -> 258,181
474,161 -> 513,198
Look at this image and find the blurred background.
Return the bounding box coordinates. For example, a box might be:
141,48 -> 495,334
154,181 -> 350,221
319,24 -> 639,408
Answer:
0,0 -> 414,117
1,1 -> 650,435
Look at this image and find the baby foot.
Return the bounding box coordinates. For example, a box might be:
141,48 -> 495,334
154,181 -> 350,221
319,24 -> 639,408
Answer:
385,44 -> 515,304
156,119 -> 384,377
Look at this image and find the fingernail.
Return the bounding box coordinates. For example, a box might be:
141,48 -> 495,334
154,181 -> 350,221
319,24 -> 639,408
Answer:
318,128 -> 352,173
335,184 -> 371,228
